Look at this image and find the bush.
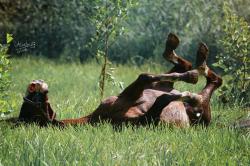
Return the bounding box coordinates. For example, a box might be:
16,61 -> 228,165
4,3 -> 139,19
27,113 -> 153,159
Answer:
0,34 -> 12,114
1,0 -> 95,59
214,3 -> 250,107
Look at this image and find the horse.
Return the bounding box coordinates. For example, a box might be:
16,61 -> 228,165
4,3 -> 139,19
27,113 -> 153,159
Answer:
18,33 -> 222,127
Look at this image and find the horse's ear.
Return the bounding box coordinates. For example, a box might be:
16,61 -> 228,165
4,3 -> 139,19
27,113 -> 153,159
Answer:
41,82 -> 48,93
28,83 -> 36,93
26,80 -> 49,94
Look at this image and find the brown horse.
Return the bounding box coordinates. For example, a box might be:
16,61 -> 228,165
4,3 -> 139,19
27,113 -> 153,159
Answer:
61,33 -> 222,127
18,33 -> 222,127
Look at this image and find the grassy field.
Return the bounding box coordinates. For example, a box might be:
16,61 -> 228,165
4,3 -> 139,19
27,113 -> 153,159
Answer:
0,57 -> 249,165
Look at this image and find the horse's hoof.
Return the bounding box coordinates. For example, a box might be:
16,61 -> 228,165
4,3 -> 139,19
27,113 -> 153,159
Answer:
196,42 -> 208,68
166,33 -> 180,50
162,33 -> 180,64
184,70 -> 199,84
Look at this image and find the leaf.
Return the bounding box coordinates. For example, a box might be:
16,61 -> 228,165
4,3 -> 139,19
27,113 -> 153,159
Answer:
6,33 -> 13,44
118,81 -> 124,90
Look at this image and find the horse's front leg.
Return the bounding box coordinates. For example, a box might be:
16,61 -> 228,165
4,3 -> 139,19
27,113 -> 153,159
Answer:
151,33 -> 193,92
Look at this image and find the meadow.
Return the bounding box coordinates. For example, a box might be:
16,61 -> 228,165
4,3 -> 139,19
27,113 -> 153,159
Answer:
0,57 -> 249,165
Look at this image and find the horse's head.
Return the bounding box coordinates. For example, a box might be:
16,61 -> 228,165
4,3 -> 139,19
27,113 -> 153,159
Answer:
25,80 -> 49,104
18,80 -> 58,126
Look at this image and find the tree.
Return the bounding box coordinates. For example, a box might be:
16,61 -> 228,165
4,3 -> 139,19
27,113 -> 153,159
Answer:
87,0 -> 136,99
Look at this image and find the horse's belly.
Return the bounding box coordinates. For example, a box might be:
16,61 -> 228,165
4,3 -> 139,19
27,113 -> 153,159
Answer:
160,101 -> 190,127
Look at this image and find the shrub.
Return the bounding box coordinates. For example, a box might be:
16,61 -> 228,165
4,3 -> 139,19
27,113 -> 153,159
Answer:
0,34 -> 12,114
214,3 -> 250,107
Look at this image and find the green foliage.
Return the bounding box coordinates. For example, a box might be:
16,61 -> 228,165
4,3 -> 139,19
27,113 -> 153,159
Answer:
97,50 -> 124,99
214,3 -> 250,106
87,0 -> 135,99
111,0 -> 224,64
0,58 -> 249,165
0,0 -> 95,58
1,0 -> 249,65
0,34 -> 12,113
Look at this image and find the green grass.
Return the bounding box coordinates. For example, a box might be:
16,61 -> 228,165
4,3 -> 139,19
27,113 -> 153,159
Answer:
0,57 -> 249,165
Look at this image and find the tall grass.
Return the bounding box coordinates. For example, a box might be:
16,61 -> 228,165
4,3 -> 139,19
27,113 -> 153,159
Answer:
0,57 -> 249,165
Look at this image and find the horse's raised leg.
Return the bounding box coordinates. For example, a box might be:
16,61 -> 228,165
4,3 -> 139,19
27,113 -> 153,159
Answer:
152,33 -> 194,91
158,43 -> 222,127
197,64 -> 222,125
163,33 -> 192,73
119,71 -> 198,101
196,43 -> 222,101
185,43 -> 223,125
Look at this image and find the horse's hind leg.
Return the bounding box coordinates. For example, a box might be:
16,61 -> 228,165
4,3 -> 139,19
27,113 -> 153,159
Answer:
195,42 -> 222,100
185,42 -> 223,125
152,33 -> 193,91
163,33 -> 192,73
119,71 -> 199,102
118,73 -> 163,101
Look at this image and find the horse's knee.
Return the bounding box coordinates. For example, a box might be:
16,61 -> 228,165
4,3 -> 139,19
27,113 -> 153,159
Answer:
207,69 -> 223,88
137,73 -> 159,83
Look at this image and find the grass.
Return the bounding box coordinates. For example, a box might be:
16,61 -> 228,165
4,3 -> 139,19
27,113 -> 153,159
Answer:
0,57 -> 249,165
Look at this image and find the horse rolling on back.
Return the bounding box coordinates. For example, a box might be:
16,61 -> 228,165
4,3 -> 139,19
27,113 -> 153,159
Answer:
61,33 -> 222,127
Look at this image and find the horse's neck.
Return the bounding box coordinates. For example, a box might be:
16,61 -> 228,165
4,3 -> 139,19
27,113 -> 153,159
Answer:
61,115 -> 91,125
